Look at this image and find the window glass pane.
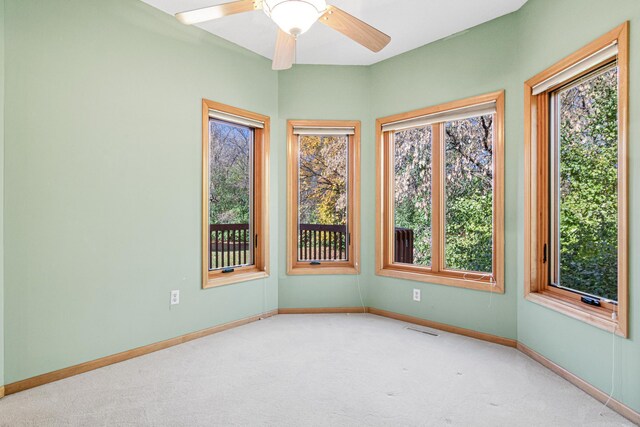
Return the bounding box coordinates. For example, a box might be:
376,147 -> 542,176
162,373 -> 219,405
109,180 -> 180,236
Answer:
208,119 -> 254,270
555,64 -> 618,301
297,135 -> 348,262
444,115 -> 493,273
393,126 -> 432,266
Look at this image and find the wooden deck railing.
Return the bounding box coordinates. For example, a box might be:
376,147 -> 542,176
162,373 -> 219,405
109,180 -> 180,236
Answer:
298,223 -> 348,261
209,223 -> 415,268
394,227 -> 414,264
209,223 -> 250,270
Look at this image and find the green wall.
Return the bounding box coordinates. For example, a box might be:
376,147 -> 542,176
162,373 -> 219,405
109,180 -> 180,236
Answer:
363,0 -> 640,411
367,13 -> 521,341
3,0 -> 279,384
2,0 -> 639,415
277,65 -> 372,309
515,0 -> 640,412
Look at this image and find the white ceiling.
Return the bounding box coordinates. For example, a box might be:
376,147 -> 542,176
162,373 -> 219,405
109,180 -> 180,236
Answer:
141,0 -> 528,66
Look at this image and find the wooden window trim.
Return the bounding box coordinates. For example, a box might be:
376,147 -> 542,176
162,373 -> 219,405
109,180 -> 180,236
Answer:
375,91 -> 505,293
202,99 -> 270,289
523,23 -> 629,337
286,120 -> 361,275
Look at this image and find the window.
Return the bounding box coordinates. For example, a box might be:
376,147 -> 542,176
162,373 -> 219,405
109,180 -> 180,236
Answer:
524,23 -> 628,336
286,120 -> 360,275
202,99 -> 269,288
376,92 -> 505,292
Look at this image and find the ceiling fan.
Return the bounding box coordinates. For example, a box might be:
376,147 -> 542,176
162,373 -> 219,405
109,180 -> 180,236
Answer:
175,0 -> 391,70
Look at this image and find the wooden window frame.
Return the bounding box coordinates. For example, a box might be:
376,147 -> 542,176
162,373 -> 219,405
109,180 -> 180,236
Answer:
524,23 -> 629,336
375,91 -> 505,292
286,120 -> 361,275
202,99 -> 270,289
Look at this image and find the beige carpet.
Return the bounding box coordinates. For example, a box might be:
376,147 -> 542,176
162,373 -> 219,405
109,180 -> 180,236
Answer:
0,314 -> 632,426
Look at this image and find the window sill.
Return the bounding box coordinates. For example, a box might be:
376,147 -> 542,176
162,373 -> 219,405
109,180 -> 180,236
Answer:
203,269 -> 269,289
376,266 -> 503,293
287,264 -> 359,276
525,292 -> 624,337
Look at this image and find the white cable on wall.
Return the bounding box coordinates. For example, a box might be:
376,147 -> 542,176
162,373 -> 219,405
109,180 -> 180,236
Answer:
599,319 -> 617,417
354,261 -> 366,314
259,276 -> 268,320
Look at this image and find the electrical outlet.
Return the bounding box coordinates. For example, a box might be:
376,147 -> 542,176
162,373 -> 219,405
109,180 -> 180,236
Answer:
413,289 -> 421,302
170,290 -> 180,305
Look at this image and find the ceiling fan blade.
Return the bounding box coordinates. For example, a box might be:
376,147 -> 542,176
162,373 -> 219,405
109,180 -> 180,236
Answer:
272,29 -> 296,70
319,5 -> 390,52
176,0 -> 261,25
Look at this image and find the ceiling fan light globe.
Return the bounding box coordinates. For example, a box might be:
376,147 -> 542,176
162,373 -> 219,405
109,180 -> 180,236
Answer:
263,0 -> 326,36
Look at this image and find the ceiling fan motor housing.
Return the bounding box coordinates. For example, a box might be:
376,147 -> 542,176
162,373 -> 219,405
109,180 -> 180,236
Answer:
263,0 -> 327,36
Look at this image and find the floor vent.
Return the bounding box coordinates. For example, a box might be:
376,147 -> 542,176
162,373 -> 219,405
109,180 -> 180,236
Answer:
406,326 -> 438,337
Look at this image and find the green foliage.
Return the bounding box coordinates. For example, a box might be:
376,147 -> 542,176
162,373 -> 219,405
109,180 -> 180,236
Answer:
208,121 -> 252,225
444,115 -> 493,273
394,118 -> 494,271
298,135 -> 347,225
557,66 -> 618,300
295,135 -> 349,260
444,187 -> 492,273
394,127 -> 432,266
394,195 -> 432,265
